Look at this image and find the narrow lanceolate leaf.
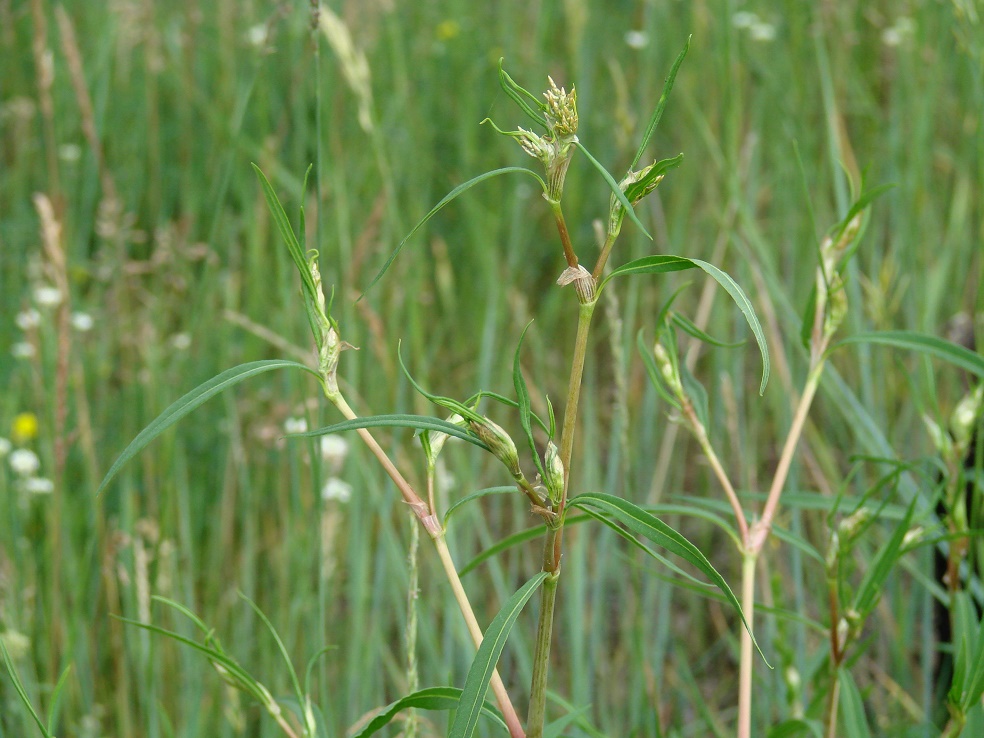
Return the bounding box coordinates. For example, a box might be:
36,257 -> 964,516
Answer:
575,141 -> 652,240
448,572 -> 549,738
568,492 -> 764,659
353,686 -> 507,738
0,637 -> 51,737
294,415 -> 490,451
832,331 -> 984,380
98,361 -> 322,495
513,322 -> 546,479
251,164 -> 317,298
852,497 -> 916,618
604,255 -> 771,395
497,59 -> 548,129
631,36 -> 691,170
362,167 -> 546,296
837,669 -> 873,738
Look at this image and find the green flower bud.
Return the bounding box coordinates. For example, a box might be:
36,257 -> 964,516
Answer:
950,384 -> 983,449
653,342 -> 683,397
543,441 -> 564,505
470,417 -> 522,478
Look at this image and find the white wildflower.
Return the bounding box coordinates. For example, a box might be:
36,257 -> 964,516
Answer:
320,434 -> 350,472
9,449 -> 41,477
71,312 -> 94,332
882,17 -> 915,48
0,630 -> 30,661
284,417 -> 308,434
624,30 -> 649,49
11,342 -> 36,359
23,477 -> 55,495
245,24 -> 268,49
15,309 -> 41,330
321,477 -> 352,503
732,11 -> 759,29
58,143 -> 82,162
170,333 -> 192,350
749,22 -> 776,42
33,285 -> 63,307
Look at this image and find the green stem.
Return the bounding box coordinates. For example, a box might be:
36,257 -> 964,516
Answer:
527,300 -> 596,736
824,672 -> 841,738
526,558 -> 560,738
591,231 -> 618,281
736,552 -> 757,738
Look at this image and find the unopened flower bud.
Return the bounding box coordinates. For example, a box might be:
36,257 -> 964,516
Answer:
838,507 -> 872,542
470,417 -> 522,478
653,342 -> 683,397
543,441 -> 564,505
950,384 -> 983,448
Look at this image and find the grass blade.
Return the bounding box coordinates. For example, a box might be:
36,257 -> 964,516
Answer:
98,360 -> 322,495
832,330 -> 984,379
513,321 -> 546,478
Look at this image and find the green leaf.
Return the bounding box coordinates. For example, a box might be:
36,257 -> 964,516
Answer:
513,322 -> 546,479
0,636 -> 52,737
362,167 -> 546,296
623,154 -> 684,204
459,516 -> 593,575
575,141 -> 652,239
497,59 -> 548,129
837,669 -> 873,738
830,183 -> 895,245
631,36 -> 691,170
98,360 -> 321,495
852,496 -> 915,618
680,362 -> 709,430
605,256 -> 770,395
252,164 -> 317,298
295,415 -> 489,451
767,718 -> 824,738
353,686 -> 507,738
578,505 -> 715,587
832,331 -> 984,379
672,312 -> 745,348
444,486 -> 517,526
398,345 -> 485,425
543,706 -> 591,738
568,492 -> 764,660
448,572 -> 549,738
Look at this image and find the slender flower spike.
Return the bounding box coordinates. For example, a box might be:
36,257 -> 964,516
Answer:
543,77 -> 578,138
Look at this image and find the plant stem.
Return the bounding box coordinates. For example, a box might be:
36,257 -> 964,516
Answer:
433,536 -> 526,738
591,231 -> 618,281
526,559 -> 560,738
736,552 -> 757,738
824,672 -> 841,738
685,403 -> 748,543
527,299 -> 596,736
739,357 -> 826,738
332,394 -> 525,737
549,200 -> 579,269
748,361 -> 824,554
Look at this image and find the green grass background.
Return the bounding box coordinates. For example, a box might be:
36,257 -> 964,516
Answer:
1,1 -> 982,736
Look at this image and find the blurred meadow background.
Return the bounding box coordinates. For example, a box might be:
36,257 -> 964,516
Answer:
1,1 -> 983,736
